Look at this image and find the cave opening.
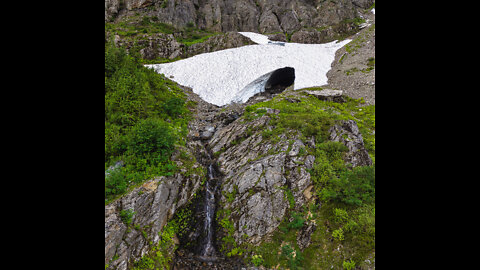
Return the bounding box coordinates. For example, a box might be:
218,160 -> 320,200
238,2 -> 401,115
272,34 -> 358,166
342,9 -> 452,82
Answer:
264,67 -> 295,94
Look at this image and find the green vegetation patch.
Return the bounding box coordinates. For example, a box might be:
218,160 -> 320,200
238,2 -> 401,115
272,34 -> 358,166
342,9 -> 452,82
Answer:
105,39 -> 191,204
243,90 -> 375,158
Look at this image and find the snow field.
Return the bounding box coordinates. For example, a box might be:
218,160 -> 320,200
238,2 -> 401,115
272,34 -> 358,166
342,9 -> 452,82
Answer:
146,33 -> 351,106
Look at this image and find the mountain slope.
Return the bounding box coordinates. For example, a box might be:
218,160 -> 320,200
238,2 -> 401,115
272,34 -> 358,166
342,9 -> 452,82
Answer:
327,9 -> 375,105
105,1 -> 375,269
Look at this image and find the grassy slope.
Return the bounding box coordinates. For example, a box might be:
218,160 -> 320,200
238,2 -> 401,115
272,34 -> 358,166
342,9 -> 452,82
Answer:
104,39 -> 194,204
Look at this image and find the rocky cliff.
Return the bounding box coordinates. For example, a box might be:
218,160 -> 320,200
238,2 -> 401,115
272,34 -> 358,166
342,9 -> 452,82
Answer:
106,0 -> 374,43
111,31 -> 254,61
104,141 -> 205,269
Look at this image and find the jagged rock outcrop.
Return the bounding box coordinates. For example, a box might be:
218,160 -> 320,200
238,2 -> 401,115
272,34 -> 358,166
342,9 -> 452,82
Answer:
206,109 -> 314,245
184,31 -> 254,57
111,31 -> 253,61
105,0 -> 121,22
105,161 -> 203,270
106,0 -> 374,44
329,120 -> 373,167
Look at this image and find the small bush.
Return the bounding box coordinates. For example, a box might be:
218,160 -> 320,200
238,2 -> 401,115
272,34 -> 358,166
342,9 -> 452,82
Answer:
126,118 -> 176,166
281,244 -> 303,270
334,208 -> 349,224
162,97 -> 185,118
287,212 -> 305,230
343,259 -> 356,270
332,228 -> 344,241
120,209 -> 136,225
320,165 -> 375,206
105,168 -> 128,200
251,254 -> 264,267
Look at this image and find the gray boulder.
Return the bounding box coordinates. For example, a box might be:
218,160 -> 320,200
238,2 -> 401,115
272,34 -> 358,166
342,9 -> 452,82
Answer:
304,89 -> 345,102
329,120 -> 373,167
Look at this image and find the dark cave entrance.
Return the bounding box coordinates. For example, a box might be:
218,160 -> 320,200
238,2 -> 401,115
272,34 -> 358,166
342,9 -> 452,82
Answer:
264,67 -> 295,94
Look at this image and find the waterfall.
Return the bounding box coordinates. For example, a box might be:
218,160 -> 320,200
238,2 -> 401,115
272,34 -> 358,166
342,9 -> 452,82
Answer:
197,163 -> 219,261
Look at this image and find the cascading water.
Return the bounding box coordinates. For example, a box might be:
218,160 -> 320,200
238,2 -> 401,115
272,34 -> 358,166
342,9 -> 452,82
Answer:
173,158 -> 245,269
172,114 -> 246,268
198,163 -> 219,260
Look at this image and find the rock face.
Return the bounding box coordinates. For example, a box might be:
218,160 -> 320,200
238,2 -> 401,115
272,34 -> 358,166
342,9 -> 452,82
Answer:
105,0 -> 374,43
206,108 -> 372,247
207,109 -> 315,245
111,31 -> 254,61
184,31 -> 254,58
329,120 -> 373,167
135,33 -> 184,60
105,162 -> 203,269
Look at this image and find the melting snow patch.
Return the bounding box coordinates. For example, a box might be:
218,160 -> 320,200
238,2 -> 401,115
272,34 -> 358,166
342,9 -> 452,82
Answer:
146,33 -> 351,106
238,32 -> 271,45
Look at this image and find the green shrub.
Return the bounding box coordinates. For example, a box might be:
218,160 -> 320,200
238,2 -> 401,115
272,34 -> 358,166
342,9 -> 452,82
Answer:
281,244 -> 303,270
227,247 -> 243,257
133,256 -> 155,270
105,40 -> 189,203
344,219 -> 359,233
320,165 -> 375,206
332,228 -> 344,241
162,97 -> 185,118
334,208 -> 349,224
251,254 -> 264,267
120,209 -> 136,225
287,212 -> 305,230
343,259 -> 356,270
105,168 -> 128,199
126,118 -> 175,163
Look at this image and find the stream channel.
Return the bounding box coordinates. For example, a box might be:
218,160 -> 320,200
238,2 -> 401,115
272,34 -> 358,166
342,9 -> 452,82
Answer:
172,152 -> 245,270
